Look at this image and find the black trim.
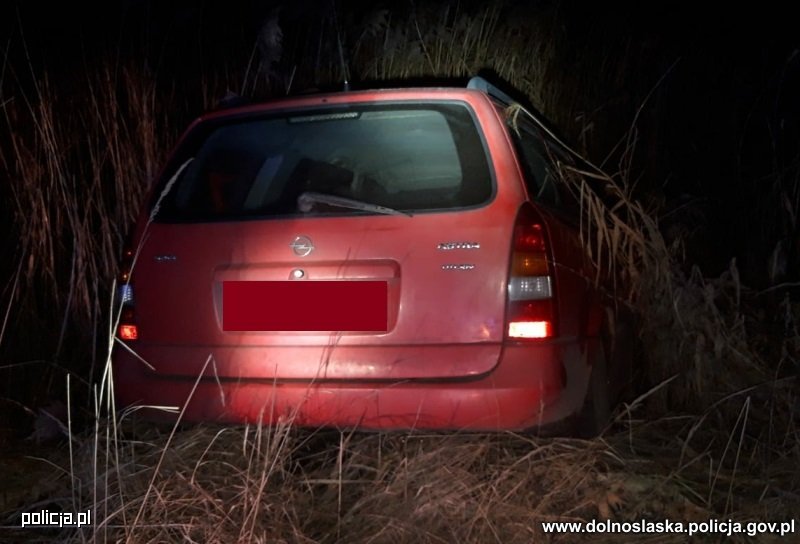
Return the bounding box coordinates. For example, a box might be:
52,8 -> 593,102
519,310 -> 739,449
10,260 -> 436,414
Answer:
467,76 -> 516,106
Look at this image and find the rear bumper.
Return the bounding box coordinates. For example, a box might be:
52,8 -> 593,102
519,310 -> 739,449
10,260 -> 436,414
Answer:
112,340 -> 594,431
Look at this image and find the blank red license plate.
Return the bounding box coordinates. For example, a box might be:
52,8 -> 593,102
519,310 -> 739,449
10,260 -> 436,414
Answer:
222,281 -> 388,331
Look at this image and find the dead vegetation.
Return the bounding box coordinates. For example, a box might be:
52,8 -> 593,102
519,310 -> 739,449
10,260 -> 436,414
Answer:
1,3 -> 798,543
8,416 -> 796,543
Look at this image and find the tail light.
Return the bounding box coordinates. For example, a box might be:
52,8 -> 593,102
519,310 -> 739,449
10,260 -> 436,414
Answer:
118,324 -> 139,341
117,245 -> 138,341
506,205 -> 556,339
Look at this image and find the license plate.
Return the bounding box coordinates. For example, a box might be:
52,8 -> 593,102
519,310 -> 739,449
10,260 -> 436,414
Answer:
222,281 -> 388,331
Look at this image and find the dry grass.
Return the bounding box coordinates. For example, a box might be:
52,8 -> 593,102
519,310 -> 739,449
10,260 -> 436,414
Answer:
2,63 -> 167,328
3,413 -> 792,543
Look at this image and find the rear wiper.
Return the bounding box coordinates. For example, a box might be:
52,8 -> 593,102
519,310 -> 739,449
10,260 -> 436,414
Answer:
298,191 -> 412,217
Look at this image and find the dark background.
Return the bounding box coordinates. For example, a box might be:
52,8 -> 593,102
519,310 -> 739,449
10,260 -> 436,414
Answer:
3,1 -> 799,277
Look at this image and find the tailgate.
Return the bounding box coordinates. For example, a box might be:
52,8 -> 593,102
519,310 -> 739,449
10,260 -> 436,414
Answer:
126,94 -> 521,380
133,212 -> 511,379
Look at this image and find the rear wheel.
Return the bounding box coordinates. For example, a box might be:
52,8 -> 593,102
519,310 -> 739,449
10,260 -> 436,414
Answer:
576,342 -> 612,438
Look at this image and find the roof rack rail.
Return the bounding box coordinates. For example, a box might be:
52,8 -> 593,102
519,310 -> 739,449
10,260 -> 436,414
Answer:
466,76 -> 516,106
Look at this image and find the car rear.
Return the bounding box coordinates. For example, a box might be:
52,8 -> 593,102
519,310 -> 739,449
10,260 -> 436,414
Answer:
112,87 -> 598,430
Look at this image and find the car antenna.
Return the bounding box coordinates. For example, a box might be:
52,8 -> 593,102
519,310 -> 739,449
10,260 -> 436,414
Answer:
331,0 -> 350,91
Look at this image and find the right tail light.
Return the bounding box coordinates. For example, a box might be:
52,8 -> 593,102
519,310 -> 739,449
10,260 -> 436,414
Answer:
506,205 -> 557,339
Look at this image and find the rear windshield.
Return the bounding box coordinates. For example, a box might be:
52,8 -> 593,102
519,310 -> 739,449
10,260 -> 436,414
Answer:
154,102 -> 493,221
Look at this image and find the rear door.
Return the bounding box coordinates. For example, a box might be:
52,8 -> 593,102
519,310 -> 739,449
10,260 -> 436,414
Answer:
129,94 -> 521,380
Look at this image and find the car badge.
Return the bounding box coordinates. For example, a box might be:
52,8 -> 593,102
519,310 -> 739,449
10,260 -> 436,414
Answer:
290,236 -> 314,257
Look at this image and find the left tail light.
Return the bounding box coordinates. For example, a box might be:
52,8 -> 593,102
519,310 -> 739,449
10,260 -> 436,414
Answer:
117,245 -> 138,341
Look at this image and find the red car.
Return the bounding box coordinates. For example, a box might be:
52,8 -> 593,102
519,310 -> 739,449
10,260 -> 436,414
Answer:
113,77 -> 635,435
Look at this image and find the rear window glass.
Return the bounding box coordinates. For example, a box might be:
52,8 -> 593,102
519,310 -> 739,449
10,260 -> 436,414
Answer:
155,103 -> 492,221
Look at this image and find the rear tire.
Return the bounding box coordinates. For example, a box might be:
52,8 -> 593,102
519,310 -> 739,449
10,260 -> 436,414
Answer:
576,343 -> 612,438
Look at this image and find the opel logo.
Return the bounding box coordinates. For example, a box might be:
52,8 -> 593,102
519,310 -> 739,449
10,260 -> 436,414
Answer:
290,236 -> 314,257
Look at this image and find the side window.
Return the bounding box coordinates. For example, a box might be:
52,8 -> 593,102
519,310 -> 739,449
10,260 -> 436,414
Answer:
509,123 -> 562,209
